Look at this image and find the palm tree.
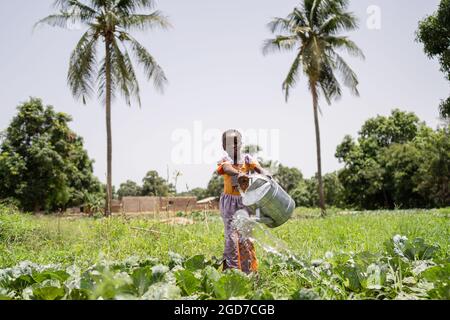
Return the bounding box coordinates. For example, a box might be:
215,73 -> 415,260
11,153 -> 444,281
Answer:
263,0 -> 364,217
36,0 -> 170,215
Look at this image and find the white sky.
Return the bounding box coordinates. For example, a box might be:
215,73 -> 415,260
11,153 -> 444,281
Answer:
0,0 -> 448,191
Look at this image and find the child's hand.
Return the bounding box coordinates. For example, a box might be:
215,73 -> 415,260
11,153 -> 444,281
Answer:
237,173 -> 250,191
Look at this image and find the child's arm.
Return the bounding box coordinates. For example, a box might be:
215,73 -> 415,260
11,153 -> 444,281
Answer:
221,163 -> 240,176
244,155 -> 271,178
253,163 -> 271,177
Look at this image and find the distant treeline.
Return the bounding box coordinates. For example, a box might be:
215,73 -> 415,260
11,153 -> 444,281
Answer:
0,99 -> 448,212
180,109 -> 449,210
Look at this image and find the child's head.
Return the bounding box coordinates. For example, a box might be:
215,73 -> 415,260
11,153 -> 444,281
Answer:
222,129 -> 242,163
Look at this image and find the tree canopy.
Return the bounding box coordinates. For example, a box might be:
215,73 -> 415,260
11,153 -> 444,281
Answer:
141,170 -> 175,196
0,98 -> 101,212
416,0 -> 450,118
117,180 -> 142,199
336,109 -> 449,209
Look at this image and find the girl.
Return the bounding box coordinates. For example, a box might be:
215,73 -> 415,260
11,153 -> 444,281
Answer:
217,129 -> 268,274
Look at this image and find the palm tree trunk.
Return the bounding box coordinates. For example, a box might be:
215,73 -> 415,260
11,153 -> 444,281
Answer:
105,36 -> 113,217
310,81 -> 326,217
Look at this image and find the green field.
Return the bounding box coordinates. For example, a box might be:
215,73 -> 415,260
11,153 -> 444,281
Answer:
0,206 -> 449,300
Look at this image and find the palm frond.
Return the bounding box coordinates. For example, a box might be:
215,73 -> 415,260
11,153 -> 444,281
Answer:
290,7 -> 309,28
53,0 -> 98,15
35,13 -> 75,29
67,30 -> 99,104
262,36 -> 298,56
318,64 -> 342,105
308,0 -> 321,26
115,0 -> 155,13
325,36 -> 365,59
267,17 -> 291,33
110,39 -> 142,106
331,52 -> 359,96
316,0 -> 350,23
36,1 -> 98,30
89,0 -> 114,10
111,39 -> 132,105
120,11 -> 171,31
122,49 -> 142,106
319,12 -> 358,34
282,52 -> 302,102
126,35 -> 167,93
97,57 -> 117,105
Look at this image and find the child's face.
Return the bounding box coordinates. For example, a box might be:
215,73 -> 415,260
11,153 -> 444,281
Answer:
224,133 -> 242,160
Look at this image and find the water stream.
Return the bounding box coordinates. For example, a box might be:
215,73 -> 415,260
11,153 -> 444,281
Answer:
232,211 -> 305,268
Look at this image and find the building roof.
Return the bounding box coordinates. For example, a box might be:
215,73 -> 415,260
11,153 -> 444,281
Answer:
197,197 -> 218,204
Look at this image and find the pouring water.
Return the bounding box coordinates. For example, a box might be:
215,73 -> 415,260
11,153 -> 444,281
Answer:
232,210 -> 304,267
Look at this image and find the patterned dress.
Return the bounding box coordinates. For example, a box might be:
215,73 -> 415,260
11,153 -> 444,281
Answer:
217,153 -> 259,273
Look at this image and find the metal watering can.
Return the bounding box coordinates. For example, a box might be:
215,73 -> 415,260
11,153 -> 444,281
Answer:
240,174 -> 295,228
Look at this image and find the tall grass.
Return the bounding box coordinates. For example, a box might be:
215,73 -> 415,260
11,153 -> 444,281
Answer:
1,205 -> 448,269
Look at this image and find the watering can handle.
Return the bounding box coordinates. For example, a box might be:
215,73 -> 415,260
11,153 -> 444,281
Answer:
248,173 -> 273,182
237,173 -> 274,196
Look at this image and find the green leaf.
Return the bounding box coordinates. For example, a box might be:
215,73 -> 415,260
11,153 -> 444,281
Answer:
168,252 -> 184,269
404,238 -> 440,261
151,264 -> 169,283
30,279 -> 66,300
213,270 -> 251,299
65,288 -> 90,300
175,270 -> 201,296
290,288 -> 319,300
131,266 -> 153,296
335,264 -> 363,292
11,274 -> 36,290
141,283 -> 181,300
253,289 -> 276,300
184,254 -> 206,271
0,288 -> 15,300
130,264 -> 169,296
201,266 -> 221,294
32,270 -> 70,283
421,263 -> 450,299
364,263 -> 387,290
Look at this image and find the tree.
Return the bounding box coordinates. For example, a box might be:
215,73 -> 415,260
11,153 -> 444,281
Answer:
141,170 -> 174,196
416,0 -> 450,119
188,188 -> 208,200
305,172 -> 345,208
263,0 -> 364,216
0,98 -> 101,212
205,171 -> 224,198
335,109 -> 448,209
378,143 -> 426,208
242,145 -> 262,156
290,180 -> 310,207
290,171 -> 345,208
413,126 -> 450,207
358,109 -> 421,149
117,180 -> 141,199
273,164 -> 303,194
37,0 -> 170,215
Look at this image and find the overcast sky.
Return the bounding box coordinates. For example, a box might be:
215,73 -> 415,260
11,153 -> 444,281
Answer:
0,0 -> 448,192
